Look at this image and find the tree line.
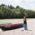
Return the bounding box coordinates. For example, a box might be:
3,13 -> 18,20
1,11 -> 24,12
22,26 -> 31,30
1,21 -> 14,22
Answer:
0,4 -> 35,19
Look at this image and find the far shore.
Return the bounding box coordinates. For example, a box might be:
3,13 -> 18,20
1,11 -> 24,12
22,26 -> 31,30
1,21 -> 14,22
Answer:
0,18 -> 35,20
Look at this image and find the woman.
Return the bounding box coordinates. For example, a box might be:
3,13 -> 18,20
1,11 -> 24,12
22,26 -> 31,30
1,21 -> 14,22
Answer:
24,16 -> 27,24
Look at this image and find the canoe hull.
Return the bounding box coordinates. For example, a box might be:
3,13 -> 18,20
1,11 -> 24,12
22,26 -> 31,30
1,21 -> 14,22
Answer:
0,23 -> 23,31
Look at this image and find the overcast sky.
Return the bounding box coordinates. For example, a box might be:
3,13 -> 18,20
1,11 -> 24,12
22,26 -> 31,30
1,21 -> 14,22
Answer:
0,0 -> 35,10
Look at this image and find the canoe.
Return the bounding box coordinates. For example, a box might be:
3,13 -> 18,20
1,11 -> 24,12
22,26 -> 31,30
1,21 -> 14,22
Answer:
0,23 -> 23,31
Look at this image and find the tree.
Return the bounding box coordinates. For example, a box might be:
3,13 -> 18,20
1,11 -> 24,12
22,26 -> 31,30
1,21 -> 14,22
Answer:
16,6 -> 20,8
8,5 -> 15,9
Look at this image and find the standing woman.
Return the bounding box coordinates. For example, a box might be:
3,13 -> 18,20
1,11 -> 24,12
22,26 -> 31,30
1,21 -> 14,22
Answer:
24,16 -> 27,30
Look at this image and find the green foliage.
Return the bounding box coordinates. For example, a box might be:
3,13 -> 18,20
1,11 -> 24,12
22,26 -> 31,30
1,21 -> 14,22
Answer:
0,4 -> 35,18
16,6 -> 20,8
8,5 -> 15,9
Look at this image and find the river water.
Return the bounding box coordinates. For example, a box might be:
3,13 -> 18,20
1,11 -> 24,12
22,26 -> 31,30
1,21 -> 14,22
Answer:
0,18 -> 35,35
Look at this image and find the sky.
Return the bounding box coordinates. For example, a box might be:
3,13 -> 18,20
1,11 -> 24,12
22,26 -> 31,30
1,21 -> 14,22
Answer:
0,0 -> 35,10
